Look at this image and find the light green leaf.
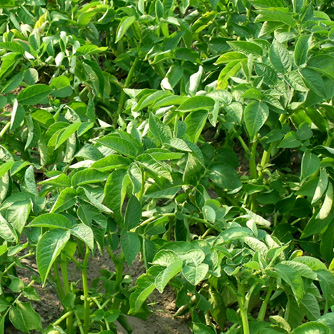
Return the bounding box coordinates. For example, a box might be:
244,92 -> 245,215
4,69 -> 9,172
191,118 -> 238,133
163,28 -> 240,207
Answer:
71,224 -> 94,251
9,302 -> 42,333
209,163 -> 241,191
116,16 -> 136,43
50,76 -> 73,98
29,213 -> 72,229
55,122 -> 81,149
17,84 -> 52,105
76,44 -> 108,56
244,101 -> 269,140
182,263 -> 209,285
178,96 -> 214,112
10,99 -> 25,131
316,182 -> 333,220
300,293 -> 320,321
301,149 -> 320,180
155,260 -> 183,293
215,52 -> 247,65
38,174 -> 70,187
153,250 -> 179,266
274,263 -> 304,302
97,134 -> 139,158
292,322 -> 331,334
217,60 -> 243,89
0,213 -> 17,242
50,188 -> 76,213
228,41 -> 263,56
185,110 -> 208,144
37,229 -> 70,284
71,169 -> 108,187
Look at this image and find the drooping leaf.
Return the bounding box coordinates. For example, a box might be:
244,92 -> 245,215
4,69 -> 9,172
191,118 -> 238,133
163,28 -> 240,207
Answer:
121,231 -> 140,265
37,229 -> 70,284
244,101 -> 269,140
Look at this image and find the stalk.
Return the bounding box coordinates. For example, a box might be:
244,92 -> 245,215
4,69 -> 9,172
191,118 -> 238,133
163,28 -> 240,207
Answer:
0,122 -> 10,139
237,284 -> 250,334
60,254 -> 73,334
115,57 -> 139,125
53,261 -> 65,300
257,286 -> 274,321
82,246 -> 90,334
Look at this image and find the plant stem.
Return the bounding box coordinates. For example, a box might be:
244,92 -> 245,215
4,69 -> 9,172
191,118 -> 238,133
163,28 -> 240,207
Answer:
52,310 -> 74,327
53,261 -> 65,301
82,246 -> 90,334
60,254 -> 73,334
237,284 -> 250,334
249,140 -> 258,179
0,122 -> 10,139
115,57 -> 139,125
257,286 -> 274,321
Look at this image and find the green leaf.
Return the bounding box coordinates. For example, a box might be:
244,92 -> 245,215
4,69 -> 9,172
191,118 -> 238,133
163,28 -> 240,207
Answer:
270,40 -> 291,73
136,153 -> 172,181
29,213 -> 72,229
51,188 -> 76,213
23,68 -> 38,85
121,231 -> 140,265
215,52 -> 247,64
178,96 -> 214,112
125,196 -> 142,230
97,134 -> 139,158
0,42 -> 25,54
255,10 -> 296,27
317,270 -> 334,306
50,76 -> 73,98
301,68 -> 326,97
37,229 -> 70,284
0,160 -> 14,178
76,44 -> 108,56
71,169 -> 108,187
38,174 -> 70,187
55,122 -> 80,149
274,263 -> 304,302
91,155 -> 131,172
116,16 -> 136,43
149,113 -> 172,144
0,53 -> 21,80
293,256 -> 327,271
294,35 -> 311,67
17,84 -> 52,105
104,169 -> 128,223
155,260 -> 183,293
316,182 -> 333,220
0,213 -> 17,242
10,99 -> 25,131
244,101 -> 269,140
209,163 -> 241,191
71,224 -> 94,251
182,263 -> 209,285
301,149 -> 320,180
300,293 -> 320,321
153,250 -> 179,266
9,302 -> 42,333
128,162 -> 143,193
320,220 -> 334,264
185,110 -> 208,144
291,322 -> 331,334
228,41 -> 263,56
217,60 -> 243,89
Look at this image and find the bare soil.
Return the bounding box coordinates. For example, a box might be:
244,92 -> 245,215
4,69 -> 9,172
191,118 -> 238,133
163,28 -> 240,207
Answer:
5,251 -> 191,334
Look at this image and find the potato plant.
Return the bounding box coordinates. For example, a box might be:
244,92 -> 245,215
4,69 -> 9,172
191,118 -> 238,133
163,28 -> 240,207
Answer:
0,0 -> 334,333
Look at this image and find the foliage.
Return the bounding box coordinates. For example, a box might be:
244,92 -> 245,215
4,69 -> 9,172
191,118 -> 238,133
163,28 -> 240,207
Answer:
0,0 -> 334,333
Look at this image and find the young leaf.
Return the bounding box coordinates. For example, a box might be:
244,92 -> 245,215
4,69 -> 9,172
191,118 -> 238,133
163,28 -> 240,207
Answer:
37,229 -> 70,285
244,101 -> 269,140
217,60 -> 243,89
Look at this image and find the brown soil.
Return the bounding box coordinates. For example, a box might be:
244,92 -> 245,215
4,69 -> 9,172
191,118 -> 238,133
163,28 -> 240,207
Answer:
5,251 -> 191,334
